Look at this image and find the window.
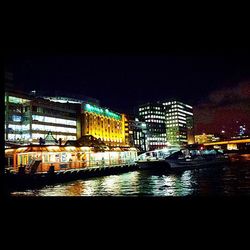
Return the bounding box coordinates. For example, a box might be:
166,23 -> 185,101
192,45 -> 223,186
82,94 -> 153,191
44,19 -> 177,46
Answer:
8,124 -> 22,131
32,124 -> 76,134
32,115 -> 76,126
9,96 -> 30,104
12,115 -> 22,122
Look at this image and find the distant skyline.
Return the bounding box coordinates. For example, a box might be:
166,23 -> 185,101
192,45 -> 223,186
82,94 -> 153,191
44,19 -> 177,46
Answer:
194,81 -> 250,136
5,52 -> 250,115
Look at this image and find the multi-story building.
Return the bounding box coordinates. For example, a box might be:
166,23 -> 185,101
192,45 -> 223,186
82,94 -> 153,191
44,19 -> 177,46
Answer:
195,133 -> 219,144
81,103 -> 126,147
163,101 -> 194,146
5,87 -> 80,145
132,117 -> 147,152
138,100 -> 194,148
5,88 -> 31,143
138,102 -> 167,150
5,82 -> 128,148
124,115 -> 147,152
23,98 -> 80,143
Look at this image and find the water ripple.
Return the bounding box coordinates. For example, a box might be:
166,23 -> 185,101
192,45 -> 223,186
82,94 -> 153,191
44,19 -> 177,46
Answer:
11,163 -> 250,196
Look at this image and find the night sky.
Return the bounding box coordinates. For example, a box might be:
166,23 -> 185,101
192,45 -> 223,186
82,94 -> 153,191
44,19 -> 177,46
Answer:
5,51 -> 250,115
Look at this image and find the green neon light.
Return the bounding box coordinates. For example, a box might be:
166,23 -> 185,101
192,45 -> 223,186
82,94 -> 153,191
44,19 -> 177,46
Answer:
83,103 -> 121,120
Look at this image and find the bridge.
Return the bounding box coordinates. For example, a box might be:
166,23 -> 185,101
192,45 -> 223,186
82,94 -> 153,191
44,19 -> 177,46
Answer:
203,138 -> 250,152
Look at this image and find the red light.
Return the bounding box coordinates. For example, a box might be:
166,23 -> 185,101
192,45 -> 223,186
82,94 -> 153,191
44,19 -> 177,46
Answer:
200,146 -> 204,150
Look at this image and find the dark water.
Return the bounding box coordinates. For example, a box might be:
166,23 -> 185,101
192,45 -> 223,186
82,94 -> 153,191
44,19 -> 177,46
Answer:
11,163 -> 250,196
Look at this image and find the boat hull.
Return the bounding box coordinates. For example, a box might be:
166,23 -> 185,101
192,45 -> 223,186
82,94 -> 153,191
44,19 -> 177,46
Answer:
137,160 -> 171,171
166,158 -> 229,170
136,157 -> 230,172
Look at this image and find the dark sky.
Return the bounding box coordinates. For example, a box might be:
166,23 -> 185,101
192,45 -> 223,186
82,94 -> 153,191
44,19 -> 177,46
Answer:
194,81 -> 250,135
5,51 -> 250,114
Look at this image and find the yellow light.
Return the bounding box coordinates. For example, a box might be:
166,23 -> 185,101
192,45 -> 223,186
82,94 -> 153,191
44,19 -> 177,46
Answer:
47,146 -> 60,151
204,139 -> 250,146
16,147 -> 28,152
82,111 -> 125,146
129,147 -> 138,152
227,144 -> 238,150
80,146 -> 90,151
5,149 -> 14,154
65,146 -> 76,151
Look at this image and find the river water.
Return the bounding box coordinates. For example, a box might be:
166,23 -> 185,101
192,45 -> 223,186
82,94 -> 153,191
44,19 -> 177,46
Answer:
10,162 -> 250,196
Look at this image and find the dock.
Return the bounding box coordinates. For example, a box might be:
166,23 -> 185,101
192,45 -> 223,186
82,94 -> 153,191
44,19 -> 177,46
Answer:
4,164 -> 139,190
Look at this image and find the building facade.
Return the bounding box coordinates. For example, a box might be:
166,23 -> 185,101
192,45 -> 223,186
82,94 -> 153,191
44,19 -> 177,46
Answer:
124,115 -> 147,152
195,134 -> 220,144
5,88 -> 80,145
81,103 -> 126,147
163,101 -> 194,146
23,98 -> 80,143
5,85 -> 128,147
138,102 -> 167,150
5,89 -> 31,143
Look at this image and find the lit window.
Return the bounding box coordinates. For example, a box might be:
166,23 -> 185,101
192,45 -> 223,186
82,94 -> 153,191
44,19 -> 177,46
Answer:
9,96 -> 30,104
12,124 -> 23,131
12,115 -> 22,122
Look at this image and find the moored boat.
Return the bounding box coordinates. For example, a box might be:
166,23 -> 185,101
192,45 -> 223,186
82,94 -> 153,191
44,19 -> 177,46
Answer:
136,147 -> 229,171
136,146 -> 181,170
165,149 -> 230,170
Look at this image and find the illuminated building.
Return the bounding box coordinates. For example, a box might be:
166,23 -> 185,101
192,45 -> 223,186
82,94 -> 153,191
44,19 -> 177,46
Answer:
5,86 -> 80,145
5,145 -> 138,173
124,115 -> 130,145
5,89 -> 31,143
194,134 -> 219,144
163,101 -> 194,146
124,115 -> 147,152
42,96 -> 126,147
24,98 -> 80,143
5,82 -> 127,147
81,103 -> 126,147
139,102 -> 167,150
138,100 -> 194,148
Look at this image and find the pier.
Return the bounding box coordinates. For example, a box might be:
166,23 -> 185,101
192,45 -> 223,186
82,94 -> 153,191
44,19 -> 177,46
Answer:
4,163 -> 139,190
4,144 -> 139,190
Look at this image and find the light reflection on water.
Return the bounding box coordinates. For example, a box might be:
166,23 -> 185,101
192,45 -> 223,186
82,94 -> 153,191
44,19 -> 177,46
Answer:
11,163 -> 250,196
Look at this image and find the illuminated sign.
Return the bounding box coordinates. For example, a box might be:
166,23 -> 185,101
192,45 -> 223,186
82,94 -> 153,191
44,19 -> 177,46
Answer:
83,103 -> 121,120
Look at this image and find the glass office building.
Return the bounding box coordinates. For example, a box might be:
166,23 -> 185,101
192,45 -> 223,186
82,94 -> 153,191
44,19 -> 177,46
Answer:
163,101 -> 194,145
5,88 -> 80,145
139,103 -> 167,150
138,100 -> 194,148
